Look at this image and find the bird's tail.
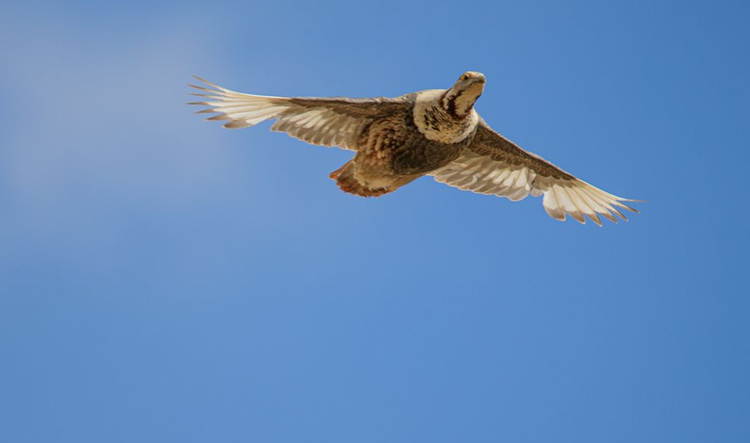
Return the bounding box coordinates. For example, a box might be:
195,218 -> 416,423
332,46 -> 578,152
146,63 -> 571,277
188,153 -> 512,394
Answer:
329,161 -> 392,198
329,161 -> 421,198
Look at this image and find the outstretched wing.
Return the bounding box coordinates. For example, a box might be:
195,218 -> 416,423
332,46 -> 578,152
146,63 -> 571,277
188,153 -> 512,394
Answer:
431,119 -> 640,225
189,76 -> 414,151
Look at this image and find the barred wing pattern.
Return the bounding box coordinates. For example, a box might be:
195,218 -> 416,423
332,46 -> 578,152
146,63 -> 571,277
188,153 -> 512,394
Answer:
432,120 -> 639,225
189,77 -> 412,151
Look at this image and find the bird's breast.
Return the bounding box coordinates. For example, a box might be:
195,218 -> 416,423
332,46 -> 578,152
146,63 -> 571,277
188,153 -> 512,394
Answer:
412,90 -> 479,144
356,110 -> 474,176
393,110 -> 475,175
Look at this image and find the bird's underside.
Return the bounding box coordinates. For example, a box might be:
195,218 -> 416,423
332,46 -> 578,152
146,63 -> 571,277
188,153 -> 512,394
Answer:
189,73 -> 640,226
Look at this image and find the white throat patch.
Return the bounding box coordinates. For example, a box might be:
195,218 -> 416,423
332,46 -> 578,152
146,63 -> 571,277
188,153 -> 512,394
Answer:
413,90 -> 479,144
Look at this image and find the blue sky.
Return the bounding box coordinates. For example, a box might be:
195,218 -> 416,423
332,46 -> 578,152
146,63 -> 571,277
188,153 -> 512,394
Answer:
1,0 -> 749,441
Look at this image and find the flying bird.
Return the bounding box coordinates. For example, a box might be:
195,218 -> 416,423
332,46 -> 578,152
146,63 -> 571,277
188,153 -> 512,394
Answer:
189,72 -> 639,225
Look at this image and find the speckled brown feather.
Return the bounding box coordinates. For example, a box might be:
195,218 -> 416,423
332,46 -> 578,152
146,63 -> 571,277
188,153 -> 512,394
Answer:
471,119 -> 574,180
329,109 -> 473,197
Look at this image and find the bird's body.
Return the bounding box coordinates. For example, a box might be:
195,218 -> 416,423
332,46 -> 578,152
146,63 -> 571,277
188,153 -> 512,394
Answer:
333,90 -> 478,197
190,72 -> 639,225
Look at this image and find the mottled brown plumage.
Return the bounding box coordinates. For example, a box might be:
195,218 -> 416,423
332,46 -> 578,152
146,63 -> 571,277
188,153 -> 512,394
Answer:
189,72 -> 640,225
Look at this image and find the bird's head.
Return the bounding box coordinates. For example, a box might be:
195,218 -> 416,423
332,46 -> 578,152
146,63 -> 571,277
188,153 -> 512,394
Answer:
442,71 -> 486,119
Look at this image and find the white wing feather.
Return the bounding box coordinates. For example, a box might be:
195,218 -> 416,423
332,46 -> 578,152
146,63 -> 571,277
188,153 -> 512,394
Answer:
189,76 -> 411,151
432,121 -> 640,226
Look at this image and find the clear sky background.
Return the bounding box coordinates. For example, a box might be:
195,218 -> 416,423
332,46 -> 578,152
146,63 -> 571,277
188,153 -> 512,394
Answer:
1,1 -> 749,442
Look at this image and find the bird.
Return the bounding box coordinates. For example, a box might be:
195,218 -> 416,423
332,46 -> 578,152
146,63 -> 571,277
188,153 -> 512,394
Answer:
189,72 -> 640,225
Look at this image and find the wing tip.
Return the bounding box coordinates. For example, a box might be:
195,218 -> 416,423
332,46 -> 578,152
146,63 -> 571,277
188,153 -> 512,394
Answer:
191,74 -> 226,91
